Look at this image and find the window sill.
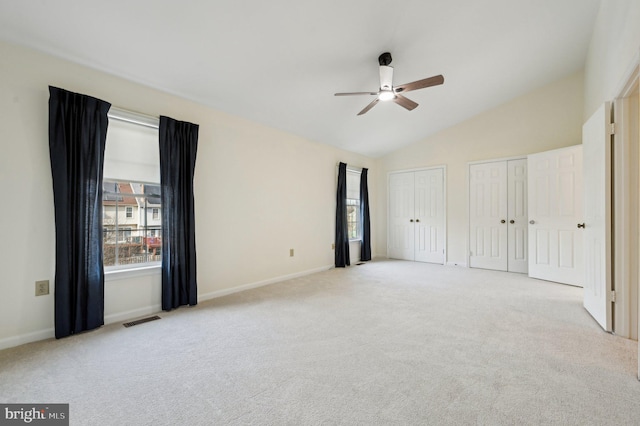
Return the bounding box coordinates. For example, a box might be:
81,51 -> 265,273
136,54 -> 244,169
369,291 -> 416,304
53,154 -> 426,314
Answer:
105,264 -> 161,282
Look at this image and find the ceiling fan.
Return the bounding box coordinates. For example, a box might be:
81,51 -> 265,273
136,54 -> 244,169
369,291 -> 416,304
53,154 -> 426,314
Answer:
335,52 -> 444,116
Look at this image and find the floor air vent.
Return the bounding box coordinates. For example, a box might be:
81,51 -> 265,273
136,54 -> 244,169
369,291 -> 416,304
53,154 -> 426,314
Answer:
123,315 -> 161,328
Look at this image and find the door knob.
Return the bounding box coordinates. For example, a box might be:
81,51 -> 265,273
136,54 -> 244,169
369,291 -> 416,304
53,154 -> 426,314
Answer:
416,219 -> 420,223
509,220 -> 515,224
577,223 -> 585,229
410,219 -> 414,223
529,220 -> 535,225
500,219 -> 506,224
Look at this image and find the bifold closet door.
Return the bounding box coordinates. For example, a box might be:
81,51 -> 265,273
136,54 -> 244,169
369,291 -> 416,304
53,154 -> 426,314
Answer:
414,169 -> 445,263
527,145 -> 583,287
507,159 -> 528,273
389,172 -> 415,260
388,169 -> 445,264
469,159 -> 527,272
469,162 -> 508,271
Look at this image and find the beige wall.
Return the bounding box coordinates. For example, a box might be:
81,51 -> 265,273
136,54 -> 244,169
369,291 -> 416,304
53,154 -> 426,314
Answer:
584,0 -> 640,119
375,72 -> 584,265
0,41 -> 376,349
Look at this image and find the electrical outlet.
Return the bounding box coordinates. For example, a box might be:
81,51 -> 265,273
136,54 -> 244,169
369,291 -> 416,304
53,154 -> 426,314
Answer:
331,243 -> 335,250
289,248 -> 294,257
35,280 -> 49,296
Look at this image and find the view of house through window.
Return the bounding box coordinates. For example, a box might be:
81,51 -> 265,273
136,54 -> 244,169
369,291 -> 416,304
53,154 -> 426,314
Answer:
346,169 -> 361,240
102,180 -> 162,267
103,108 -> 161,270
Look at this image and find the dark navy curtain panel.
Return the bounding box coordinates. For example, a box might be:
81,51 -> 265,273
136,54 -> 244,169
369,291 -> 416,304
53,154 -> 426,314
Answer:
360,168 -> 372,261
159,116 -> 199,311
48,86 -> 111,339
335,162 -> 350,267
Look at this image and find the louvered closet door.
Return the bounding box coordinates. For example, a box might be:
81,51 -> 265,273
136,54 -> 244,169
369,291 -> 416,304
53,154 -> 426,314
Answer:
469,162 -> 508,271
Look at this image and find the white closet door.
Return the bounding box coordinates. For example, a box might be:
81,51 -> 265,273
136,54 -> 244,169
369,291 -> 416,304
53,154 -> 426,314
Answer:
469,162 -> 508,271
582,103 -> 612,331
507,159 -> 528,273
388,172 -> 415,260
414,169 -> 445,264
527,145 -> 584,286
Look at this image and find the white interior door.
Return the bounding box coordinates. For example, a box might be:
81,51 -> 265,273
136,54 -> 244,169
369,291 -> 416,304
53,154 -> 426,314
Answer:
469,162 -> 508,271
527,145 -> 584,286
583,103 -> 612,331
507,159 -> 528,273
414,168 -> 445,264
389,172 -> 415,260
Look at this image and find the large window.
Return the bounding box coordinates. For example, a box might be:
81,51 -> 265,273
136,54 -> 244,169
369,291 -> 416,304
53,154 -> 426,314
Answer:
103,108 -> 160,270
346,169 -> 361,240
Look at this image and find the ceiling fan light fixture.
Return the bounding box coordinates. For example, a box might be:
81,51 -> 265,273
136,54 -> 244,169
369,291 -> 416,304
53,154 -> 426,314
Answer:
378,91 -> 395,101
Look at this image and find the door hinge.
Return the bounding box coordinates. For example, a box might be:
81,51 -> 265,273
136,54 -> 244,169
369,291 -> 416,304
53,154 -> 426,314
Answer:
610,290 -> 616,303
610,122 -> 616,135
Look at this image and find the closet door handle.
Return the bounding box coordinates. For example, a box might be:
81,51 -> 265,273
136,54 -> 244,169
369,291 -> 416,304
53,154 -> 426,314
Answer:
529,220 -> 535,225
410,219 -> 414,223
500,219 -> 506,224
577,223 -> 585,229
416,219 -> 420,223
510,220 -> 515,224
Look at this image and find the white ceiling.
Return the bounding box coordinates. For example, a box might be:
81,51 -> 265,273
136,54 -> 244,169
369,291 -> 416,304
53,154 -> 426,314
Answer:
0,0 -> 601,157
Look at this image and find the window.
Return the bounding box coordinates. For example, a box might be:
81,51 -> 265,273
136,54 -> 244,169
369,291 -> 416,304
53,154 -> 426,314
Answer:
103,108 -> 160,270
102,181 -> 162,267
346,169 -> 361,240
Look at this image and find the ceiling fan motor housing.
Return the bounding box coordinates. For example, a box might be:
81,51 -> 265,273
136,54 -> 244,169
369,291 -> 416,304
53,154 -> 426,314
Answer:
378,52 -> 392,66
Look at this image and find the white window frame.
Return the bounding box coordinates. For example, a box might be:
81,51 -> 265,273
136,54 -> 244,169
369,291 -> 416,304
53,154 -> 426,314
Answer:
103,107 -> 161,274
346,168 -> 362,241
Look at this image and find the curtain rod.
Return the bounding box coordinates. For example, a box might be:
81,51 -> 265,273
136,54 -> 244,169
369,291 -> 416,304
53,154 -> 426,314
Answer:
336,162 -> 365,172
108,106 -> 159,129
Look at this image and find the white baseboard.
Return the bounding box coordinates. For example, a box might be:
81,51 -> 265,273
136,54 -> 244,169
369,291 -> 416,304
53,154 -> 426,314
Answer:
0,264 -> 333,352
446,261 -> 468,267
198,264 -> 333,302
0,328 -> 55,351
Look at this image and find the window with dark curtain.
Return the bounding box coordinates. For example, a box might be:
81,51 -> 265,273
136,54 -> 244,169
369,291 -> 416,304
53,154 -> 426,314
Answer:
360,168 -> 372,261
48,86 -> 111,338
335,162 -> 350,267
158,116 -> 199,311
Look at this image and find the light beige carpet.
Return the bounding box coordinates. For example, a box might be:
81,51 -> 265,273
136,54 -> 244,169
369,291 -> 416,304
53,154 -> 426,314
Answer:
1,259 -> 639,425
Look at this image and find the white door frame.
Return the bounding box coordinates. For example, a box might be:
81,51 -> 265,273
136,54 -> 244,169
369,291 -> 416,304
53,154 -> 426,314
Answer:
610,54 -> 640,346
387,165 -> 447,263
613,67 -> 639,341
466,156 -> 526,270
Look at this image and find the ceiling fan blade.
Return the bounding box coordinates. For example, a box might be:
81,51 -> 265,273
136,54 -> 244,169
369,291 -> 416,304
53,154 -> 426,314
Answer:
335,91 -> 378,96
357,98 -> 380,116
393,94 -> 418,111
394,75 -> 444,93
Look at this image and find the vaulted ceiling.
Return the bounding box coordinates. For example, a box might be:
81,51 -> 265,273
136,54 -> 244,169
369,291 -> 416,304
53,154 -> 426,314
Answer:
0,0 -> 601,157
